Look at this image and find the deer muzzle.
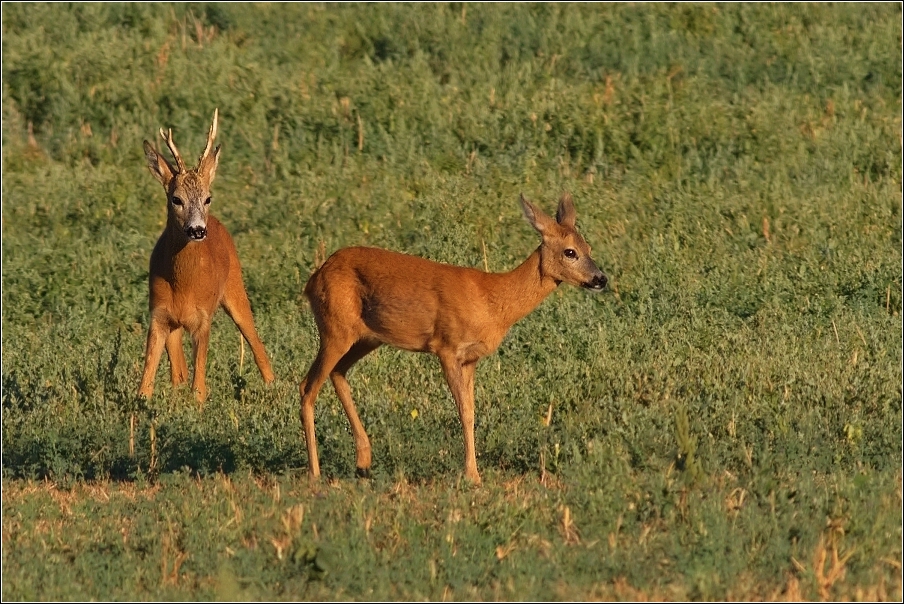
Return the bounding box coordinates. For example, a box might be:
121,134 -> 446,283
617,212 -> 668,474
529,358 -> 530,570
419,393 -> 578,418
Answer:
185,225 -> 207,241
583,271 -> 608,292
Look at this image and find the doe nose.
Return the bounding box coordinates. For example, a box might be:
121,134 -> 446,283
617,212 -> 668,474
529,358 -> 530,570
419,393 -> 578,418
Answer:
596,273 -> 608,289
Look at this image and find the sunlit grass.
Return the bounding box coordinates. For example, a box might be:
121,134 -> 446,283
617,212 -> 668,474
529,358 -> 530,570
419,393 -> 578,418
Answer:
2,3 -> 901,600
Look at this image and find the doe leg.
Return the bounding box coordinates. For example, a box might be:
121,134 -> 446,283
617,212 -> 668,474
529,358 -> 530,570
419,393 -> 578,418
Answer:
330,341 -> 380,477
439,355 -> 481,485
300,340 -> 352,479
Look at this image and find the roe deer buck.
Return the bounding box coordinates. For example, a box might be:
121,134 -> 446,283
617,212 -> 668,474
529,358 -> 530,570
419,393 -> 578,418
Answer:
300,193 -> 607,484
138,109 -> 275,403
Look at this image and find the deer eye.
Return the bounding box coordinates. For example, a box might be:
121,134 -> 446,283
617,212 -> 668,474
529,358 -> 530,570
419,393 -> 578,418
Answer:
204,197 -> 212,205
564,248 -> 578,259
172,196 -> 183,207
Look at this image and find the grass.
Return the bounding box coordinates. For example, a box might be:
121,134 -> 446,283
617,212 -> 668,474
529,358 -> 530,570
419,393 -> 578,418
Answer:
2,3 -> 902,600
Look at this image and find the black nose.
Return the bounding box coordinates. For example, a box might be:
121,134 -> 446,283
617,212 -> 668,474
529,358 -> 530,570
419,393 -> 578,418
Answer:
595,274 -> 608,289
186,226 -> 207,240
584,273 -> 607,291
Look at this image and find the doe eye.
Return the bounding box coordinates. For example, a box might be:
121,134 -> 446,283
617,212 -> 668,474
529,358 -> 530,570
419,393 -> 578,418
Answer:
204,197 -> 212,205
172,196 -> 183,207
564,248 -> 577,259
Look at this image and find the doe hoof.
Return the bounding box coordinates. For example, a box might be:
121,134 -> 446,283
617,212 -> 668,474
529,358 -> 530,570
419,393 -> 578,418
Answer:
355,467 -> 372,479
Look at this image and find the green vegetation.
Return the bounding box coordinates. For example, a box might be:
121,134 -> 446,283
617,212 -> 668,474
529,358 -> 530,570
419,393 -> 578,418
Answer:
2,3 -> 901,600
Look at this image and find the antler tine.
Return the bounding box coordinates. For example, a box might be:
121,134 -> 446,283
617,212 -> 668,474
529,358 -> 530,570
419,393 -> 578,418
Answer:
159,127 -> 186,173
199,108 -> 219,164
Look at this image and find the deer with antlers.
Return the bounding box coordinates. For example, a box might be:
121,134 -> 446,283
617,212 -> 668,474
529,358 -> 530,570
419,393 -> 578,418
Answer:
138,109 -> 275,403
299,193 -> 607,484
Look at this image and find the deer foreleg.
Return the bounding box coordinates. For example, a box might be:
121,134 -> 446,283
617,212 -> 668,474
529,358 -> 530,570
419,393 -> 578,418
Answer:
138,317 -> 169,398
190,323 -> 212,403
440,356 -> 480,485
165,328 -> 188,387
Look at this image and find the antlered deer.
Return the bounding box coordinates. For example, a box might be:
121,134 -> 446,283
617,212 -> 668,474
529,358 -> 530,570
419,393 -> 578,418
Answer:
300,193 -> 607,484
138,109 -> 275,403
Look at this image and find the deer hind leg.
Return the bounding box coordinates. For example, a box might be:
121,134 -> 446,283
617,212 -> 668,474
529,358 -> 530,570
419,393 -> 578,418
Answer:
300,335 -> 355,479
189,320 -> 212,404
222,279 -> 275,384
165,327 -> 189,387
330,340 -> 381,477
138,315 -> 171,398
439,355 -> 481,485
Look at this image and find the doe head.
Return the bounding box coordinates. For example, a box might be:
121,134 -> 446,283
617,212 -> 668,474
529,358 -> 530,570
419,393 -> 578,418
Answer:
143,109 -> 221,242
520,193 -> 607,292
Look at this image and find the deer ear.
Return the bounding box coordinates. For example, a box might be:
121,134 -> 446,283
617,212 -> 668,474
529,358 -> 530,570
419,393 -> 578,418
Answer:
520,194 -> 555,235
143,140 -> 174,189
555,193 -> 576,228
198,144 -> 220,185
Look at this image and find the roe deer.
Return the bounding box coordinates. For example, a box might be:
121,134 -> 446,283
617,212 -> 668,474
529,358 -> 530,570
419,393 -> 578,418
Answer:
138,109 -> 275,403
300,193 -> 607,484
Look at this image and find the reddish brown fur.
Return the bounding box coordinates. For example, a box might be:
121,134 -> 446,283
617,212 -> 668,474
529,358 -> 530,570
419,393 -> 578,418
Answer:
138,110 -> 274,403
300,194 -> 606,484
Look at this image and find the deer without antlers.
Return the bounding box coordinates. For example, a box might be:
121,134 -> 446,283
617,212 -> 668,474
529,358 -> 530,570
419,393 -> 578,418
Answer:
300,193 -> 607,484
138,109 -> 275,403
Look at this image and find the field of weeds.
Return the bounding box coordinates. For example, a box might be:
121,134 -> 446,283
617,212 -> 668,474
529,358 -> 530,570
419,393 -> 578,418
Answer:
2,3 -> 901,600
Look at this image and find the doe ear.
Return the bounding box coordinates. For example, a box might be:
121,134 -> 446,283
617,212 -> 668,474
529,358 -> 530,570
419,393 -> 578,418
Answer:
555,192 -> 576,228
520,193 -> 555,235
143,140 -> 175,189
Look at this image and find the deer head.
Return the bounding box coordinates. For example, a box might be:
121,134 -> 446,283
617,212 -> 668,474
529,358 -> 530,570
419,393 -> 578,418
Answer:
143,109 -> 221,241
520,193 -> 608,292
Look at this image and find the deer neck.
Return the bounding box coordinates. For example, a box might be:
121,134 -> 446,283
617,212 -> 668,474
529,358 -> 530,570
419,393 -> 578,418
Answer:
163,211 -> 215,262
488,248 -> 559,328
163,218 -> 191,255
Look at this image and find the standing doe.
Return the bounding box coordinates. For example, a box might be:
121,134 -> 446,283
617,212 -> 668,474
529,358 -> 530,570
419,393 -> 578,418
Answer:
300,193 -> 607,484
138,109 -> 275,403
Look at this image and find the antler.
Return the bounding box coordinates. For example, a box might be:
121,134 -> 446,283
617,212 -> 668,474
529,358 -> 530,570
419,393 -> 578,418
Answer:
158,127 -> 187,173
198,108 -> 219,165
